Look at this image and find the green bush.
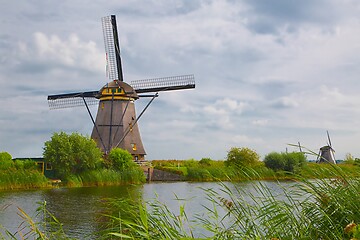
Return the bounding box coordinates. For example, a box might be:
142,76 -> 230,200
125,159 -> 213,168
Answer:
43,132 -> 103,178
0,151 -> 13,170
0,151 -> 12,162
199,157 -> 212,166
14,159 -> 37,170
108,148 -> 136,171
183,159 -> 198,167
264,151 -> 306,173
225,147 -> 260,168
263,152 -> 285,171
283,152 -> 306,172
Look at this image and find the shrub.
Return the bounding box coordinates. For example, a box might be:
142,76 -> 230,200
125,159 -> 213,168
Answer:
225,147 -> 260,168
264,152 -> 285,171
283,152 -> 306,172
264,151 -> 306,173
199,157 -> 212,166
183,159 -> 198,167
0,151 -> 13,170
108,148 -> 136,171
14,159 -> 37,170
43,132 -> 103,178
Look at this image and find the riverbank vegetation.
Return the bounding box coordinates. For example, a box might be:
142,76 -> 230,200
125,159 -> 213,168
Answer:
0,152 -> 49,190
43,132 -> 146,186
2,131 -> 360,190
152,147 -> 360,181
0,132 -> 149,191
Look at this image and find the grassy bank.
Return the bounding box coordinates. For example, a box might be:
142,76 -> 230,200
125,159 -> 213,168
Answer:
153,159 -> 286,181
0,169 -> 50,190
0,168 -> 145,191
152,159 -> 360,181
0,166 -> 145,191
299,162 -> 360,178
0,157 -> 50,190
64,168 -> 146,187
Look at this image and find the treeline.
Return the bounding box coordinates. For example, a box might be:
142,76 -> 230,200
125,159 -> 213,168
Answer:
152,147 -> 360,181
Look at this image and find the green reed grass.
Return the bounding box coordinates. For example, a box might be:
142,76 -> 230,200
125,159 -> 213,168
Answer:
104,165 -> 360,239
0,169 -> 49,190
65,168 -> 146,187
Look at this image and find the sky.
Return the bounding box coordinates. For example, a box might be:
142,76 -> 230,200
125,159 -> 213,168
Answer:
1,0 -> 360,160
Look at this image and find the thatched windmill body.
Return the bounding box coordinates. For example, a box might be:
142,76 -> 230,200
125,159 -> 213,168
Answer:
48,15 -> 195,160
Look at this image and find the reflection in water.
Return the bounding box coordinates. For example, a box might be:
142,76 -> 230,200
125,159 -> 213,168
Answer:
43,185 -> 143,239
0,181 -> 298,239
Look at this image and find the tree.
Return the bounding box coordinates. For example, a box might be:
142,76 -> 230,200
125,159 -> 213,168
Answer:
108,148 -> 136,171
199,158 -> 212,166
264,151 -> 306,173
264,152 -> 285,171
283,152 -> 306,172
43,132 -> 103,178
0,151 -> 13,170
225,147 -> 260,168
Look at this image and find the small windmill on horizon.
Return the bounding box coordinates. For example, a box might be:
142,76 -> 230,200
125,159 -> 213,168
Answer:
47,15 -> 195,161
316,130 -> 336,164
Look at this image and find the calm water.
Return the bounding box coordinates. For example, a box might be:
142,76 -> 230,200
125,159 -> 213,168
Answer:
0,181 -> 297,239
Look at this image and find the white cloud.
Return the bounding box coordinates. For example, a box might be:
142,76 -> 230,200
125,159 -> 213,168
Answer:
252,119 -> 268,126
231,135 -> 263,144
1,0 -> 360,160
19,32 -> 105,73
271,96 -> 299,108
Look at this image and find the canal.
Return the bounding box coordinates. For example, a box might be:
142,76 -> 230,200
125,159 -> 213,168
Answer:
0,181 -> 297,239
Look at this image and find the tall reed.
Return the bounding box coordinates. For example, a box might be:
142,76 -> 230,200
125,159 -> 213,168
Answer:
65,168 -> 146,187
106,166 -> 360,239
0,169 -> 49,190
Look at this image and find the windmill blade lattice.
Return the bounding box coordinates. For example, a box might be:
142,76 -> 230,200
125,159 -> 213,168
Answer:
102,15 -> 123,81
131,74 -> 195,93
48,91 -> 99,109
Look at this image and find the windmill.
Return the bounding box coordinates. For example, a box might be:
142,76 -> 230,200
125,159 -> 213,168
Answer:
47,15 -> 195,161
316,131 -> 336,164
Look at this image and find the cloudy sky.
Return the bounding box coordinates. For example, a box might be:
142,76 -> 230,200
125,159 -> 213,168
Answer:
1,0 -> 360,160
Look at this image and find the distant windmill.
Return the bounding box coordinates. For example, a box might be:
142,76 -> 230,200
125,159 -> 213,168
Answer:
316,131 -> 336,164
47,15 -> 195,161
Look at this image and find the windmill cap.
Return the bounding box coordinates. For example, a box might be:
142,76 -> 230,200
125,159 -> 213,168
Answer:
99,80 -> 139,99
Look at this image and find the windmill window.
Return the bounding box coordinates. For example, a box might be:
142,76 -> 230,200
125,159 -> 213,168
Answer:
131,143 -> 137,151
